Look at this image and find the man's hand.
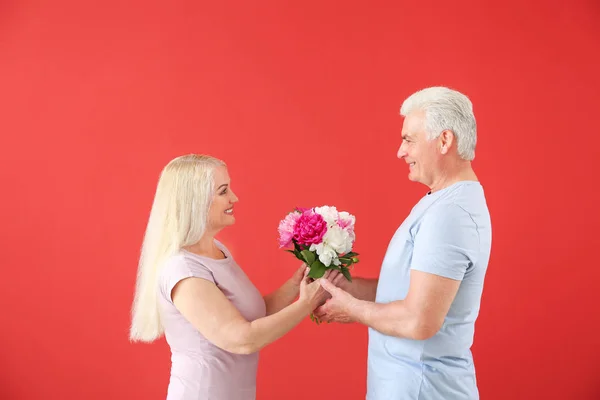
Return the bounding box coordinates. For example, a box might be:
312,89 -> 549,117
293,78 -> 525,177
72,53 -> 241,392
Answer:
313,279 -> 359,323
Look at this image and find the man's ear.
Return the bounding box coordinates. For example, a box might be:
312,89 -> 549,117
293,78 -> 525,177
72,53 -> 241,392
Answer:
439,130 -> 455,154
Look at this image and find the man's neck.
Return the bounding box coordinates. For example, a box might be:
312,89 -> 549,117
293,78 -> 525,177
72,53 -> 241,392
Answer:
428,163 -> 478,194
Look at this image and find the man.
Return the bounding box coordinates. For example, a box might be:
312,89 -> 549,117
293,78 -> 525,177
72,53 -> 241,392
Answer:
316,86 -> 492,399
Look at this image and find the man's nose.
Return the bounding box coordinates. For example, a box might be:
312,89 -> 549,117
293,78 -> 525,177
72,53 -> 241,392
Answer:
397,145 -> 407,159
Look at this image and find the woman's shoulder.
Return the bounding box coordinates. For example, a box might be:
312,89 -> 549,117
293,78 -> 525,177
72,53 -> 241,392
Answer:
158,252 -> 217,292
161,252 -> 214,279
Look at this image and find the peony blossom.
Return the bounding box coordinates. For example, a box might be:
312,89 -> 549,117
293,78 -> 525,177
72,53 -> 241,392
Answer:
310,242 -> 338,267
323,224 -> 353,255
277,211 -> 301,248
337,211 -> 356,241
314,205 -> 339,226
293,210 -> 328,246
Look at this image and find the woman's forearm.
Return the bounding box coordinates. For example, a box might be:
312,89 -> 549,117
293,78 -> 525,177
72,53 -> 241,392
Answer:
263,279 -> 300,315
235,299 -> 311,354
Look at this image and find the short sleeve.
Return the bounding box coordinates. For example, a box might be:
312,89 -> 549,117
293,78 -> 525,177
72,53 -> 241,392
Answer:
411,204 -> 479,281
160,255 -> 215,304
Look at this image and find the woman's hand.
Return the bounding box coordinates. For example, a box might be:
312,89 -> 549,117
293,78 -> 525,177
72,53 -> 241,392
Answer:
289,264 -> 307,289
299,268 -> 343,310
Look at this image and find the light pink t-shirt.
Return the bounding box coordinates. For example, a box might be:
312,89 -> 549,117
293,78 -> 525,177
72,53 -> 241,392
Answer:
158,240 -> 267,400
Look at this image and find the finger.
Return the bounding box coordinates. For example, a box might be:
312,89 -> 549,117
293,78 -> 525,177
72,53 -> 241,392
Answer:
319,278 -> 337,294
303,266 -> 310,278
332,273 -> 345,286
313,306 -> 325,318
319,311 -> 332,323
327,270 -> 340,281
300,267 -> 311,288
323,269 -> 331,280
313,305 -> 328,319
291,264 -> 306,282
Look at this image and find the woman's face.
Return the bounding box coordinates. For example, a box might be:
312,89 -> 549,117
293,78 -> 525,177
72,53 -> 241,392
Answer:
206,166 -> 238,232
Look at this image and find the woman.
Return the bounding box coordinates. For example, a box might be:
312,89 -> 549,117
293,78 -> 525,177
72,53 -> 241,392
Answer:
129,154 -> 340,399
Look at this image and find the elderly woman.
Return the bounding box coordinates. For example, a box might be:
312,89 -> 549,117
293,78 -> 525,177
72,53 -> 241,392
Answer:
129,154 -> 341,399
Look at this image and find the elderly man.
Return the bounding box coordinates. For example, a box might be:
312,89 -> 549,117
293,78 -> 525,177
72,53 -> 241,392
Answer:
316,87 -> 492,399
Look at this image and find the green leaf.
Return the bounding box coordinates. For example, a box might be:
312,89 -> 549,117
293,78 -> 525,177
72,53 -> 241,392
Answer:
287,249 -> 305,262
339,259 -> 354,269
301,250 -> 316,265
308,260 -> 327,279
344,252 -> 359,258
341,266 -> 353,282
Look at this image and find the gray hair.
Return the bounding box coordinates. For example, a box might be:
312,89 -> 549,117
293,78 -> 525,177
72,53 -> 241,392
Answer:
400,86 -> 477,160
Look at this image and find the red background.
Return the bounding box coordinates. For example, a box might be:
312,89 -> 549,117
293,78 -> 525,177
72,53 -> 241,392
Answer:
1,1 -> 599,399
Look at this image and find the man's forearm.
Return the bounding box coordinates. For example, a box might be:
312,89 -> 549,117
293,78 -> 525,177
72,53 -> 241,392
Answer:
350,299 -> 433,340
343,278 -> 378,302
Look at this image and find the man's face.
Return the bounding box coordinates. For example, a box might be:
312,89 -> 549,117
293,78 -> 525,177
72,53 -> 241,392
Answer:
397,111 -> 440,186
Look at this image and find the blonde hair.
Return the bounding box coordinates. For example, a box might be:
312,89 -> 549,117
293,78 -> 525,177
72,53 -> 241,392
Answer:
129,154 -> 226,342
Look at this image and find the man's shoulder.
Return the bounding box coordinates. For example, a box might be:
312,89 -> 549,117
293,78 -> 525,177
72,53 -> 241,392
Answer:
434,184 -> 489,219
426,200 -> 471,218
421,189 -> 491,239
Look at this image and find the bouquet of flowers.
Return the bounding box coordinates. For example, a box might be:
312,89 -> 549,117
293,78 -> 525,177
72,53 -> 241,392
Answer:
278,206 -> 359,283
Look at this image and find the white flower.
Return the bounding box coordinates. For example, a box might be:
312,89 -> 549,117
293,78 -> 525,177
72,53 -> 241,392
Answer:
314,206 -> 339,226
310,242 -> 337,267
323,225 -> 353,255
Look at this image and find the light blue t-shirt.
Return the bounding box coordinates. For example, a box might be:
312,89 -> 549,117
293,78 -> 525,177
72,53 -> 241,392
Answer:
367,181 -> 492,400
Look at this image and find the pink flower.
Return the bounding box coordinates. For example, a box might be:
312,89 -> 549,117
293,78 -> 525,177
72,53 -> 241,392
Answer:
338,211 -> 356,240
293,210 -> 327,246
278,211 -> 301,248
338,218 -> 352,230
